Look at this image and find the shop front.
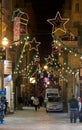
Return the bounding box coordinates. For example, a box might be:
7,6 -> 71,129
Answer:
4,60 -> 14,113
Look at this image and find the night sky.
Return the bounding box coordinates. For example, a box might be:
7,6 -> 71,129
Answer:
30,0 -> 65,59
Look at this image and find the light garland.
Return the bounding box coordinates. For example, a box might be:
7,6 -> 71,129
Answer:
52,35 -> 82,58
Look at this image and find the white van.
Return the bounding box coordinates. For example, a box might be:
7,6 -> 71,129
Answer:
44,88 -> 59,105
46,96 -> 63,112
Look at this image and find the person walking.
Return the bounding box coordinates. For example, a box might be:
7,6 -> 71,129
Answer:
38,93 -> 44,106
69,95 -> 79,123
4,97 -> 8,115
33,96 -> 39,111
77,97 -> 82,122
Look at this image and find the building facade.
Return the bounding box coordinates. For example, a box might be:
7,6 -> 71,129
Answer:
60,0 -> 82,100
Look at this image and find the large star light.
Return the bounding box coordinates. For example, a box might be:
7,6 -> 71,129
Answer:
29,37 -> 41,51
47,11 -> 69,33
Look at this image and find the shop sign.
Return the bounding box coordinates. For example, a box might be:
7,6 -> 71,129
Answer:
4,60 -> 12,75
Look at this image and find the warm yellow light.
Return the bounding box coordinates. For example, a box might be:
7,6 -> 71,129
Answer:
30,77 -> 36,84
44,65 -> 48,70
2,37 -> 8,46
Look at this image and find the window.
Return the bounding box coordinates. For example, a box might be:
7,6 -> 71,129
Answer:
48,96 -> 62,102
75,3 -> 79,13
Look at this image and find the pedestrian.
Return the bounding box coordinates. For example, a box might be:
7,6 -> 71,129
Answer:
4,97 -> 8,115
38,93 -> 44,106
77,97 -> 82,122
33,96 -> 39,111
30,95 -> 34,106
77,97 -> 81,118
79,107 -> 82,122
69,95 -> 79,123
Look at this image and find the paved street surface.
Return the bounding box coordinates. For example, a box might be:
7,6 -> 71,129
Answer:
0,107 -> 82,130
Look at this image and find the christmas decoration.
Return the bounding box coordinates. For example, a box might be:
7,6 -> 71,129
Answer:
12,9 -> 29,42
52,43 -> 59,55
52,34 -> 82,58
14,40 -> 28,73
47,11 -> 69,33
12,9 -> 22,21
12,9 -> 82,84
29,37 -> 41,51
45,55 -> 53,65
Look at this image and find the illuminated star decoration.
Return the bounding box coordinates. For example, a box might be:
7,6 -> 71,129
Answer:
29,37 -> 41,51
45,55 -> 53,65
47,11 -> 69,33
12,9 -> 24,21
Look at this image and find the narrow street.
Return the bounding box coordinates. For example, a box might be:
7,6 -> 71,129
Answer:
0,107 -> 82,130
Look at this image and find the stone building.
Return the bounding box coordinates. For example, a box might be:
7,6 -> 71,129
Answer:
59,0 -> 82,100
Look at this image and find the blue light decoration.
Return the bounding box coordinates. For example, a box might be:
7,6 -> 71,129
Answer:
0,90 -> 6,124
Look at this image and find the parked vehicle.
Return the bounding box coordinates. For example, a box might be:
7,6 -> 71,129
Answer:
46,96 -> 63,112
44,88 -> 60,105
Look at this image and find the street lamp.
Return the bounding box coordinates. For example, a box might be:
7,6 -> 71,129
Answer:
2,36 -> 9,60
0,36 -> 9,90
2,37 -> 8,47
